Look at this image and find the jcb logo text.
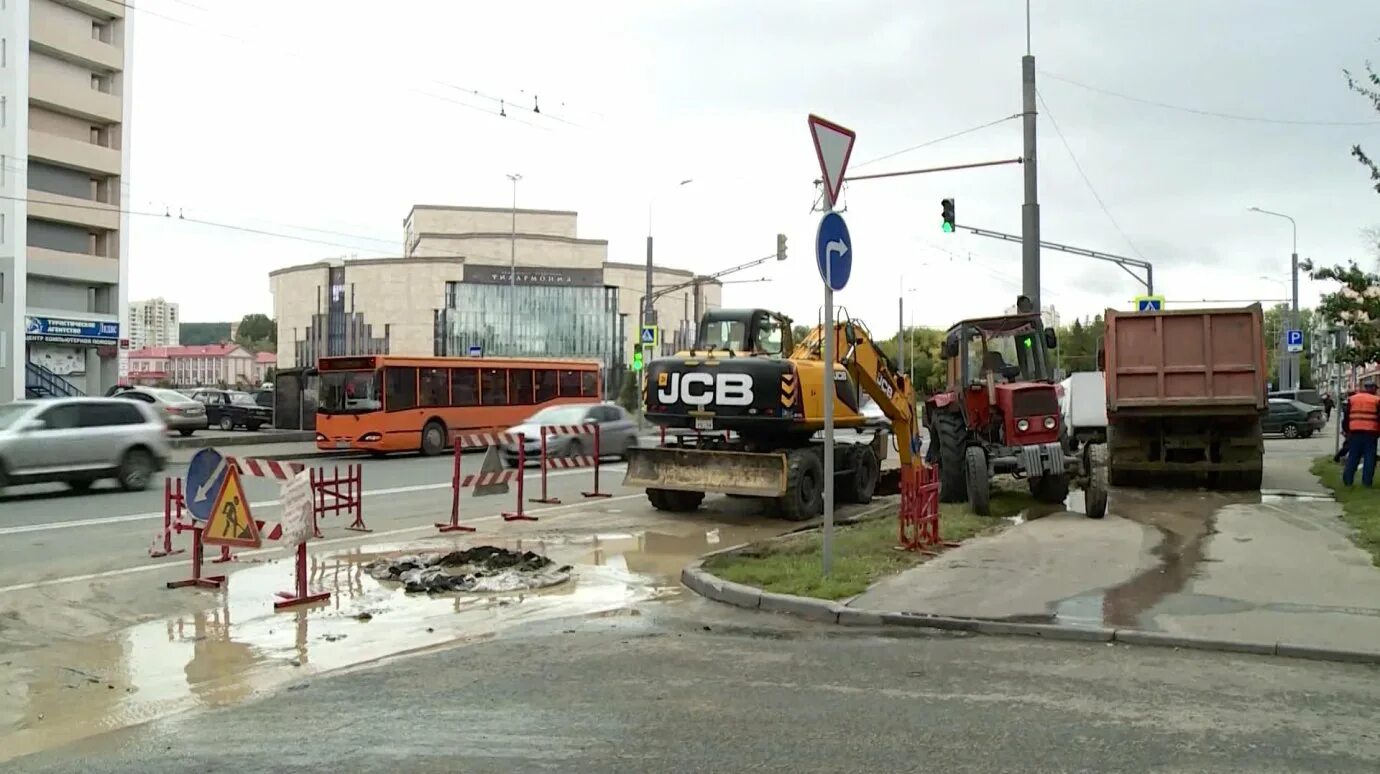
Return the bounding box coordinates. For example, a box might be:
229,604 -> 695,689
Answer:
656,372 -> 754,407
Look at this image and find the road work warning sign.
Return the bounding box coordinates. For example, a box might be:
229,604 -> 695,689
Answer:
203,466 -> 262,549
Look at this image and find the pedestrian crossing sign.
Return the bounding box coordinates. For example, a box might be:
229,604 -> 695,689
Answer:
202,466 -> 261,549
1135,295 -> 1165,312
640,325 -> 658,347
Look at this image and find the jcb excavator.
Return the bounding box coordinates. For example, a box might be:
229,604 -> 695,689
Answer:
623,307 -> 920,520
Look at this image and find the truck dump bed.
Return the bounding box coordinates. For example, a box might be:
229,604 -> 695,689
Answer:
1104,304 -> 1266,416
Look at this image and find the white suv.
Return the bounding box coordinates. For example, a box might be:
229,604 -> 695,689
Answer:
0,397 -> 170,493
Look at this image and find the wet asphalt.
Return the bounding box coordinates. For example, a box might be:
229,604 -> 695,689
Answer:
12,597 -> 1380,773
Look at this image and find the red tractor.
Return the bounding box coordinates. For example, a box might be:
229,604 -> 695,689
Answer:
924,296 -> 1106,519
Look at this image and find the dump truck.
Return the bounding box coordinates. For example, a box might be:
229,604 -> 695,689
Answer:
623,307 -> 920,520
1098,304 -> 1267,489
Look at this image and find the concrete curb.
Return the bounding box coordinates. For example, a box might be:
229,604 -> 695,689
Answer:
684,556 -> 1380,667
169,431 -> 316,450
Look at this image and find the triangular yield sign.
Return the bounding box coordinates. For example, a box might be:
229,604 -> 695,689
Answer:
809,114 -> 856,209
473,444 -> 510,497
203,466 -> 262,548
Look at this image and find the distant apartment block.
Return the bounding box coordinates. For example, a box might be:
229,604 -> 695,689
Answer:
0,0 -> 133,400
127,297 -> 178,349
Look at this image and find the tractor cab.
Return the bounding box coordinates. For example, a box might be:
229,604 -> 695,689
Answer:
943,313 -> 1058,388
693,308 -> 794,357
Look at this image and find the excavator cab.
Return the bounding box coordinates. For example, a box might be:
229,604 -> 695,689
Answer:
693,309 -> 793,357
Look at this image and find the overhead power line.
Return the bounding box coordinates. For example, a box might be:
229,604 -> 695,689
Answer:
1036,90 -> 1147,261
1040,70 -> 1380,127
854,114 -> 1022,169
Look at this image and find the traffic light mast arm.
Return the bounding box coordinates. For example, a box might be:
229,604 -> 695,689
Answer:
960,225 -> 1155,294
645,251 -> 780,306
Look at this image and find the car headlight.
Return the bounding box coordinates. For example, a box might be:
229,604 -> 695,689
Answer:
1043,416 -> 1057,429
1017,418 -> 1030,432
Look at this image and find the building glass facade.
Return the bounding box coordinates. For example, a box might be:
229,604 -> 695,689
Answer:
437,282 -> 620,363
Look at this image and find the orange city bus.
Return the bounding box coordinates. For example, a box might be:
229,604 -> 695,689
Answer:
315,355 -> 604,455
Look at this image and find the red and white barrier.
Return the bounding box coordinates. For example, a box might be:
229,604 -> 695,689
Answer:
227,456 -> 305,480
898,463 -> 947,553
530,424 -> 611,505
437,430 -> 533,534
312,464 -> 367,534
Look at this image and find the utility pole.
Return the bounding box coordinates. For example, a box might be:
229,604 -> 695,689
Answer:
641,179 -> 693,420
506,172 -> 522,354
1249,206 -> 1300,391
1021,1 -> 1041,308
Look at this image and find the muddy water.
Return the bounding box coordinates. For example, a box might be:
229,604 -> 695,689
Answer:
0,522 -> 780,762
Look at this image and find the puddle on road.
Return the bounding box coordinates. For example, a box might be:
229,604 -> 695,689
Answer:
0,521 -> 780,762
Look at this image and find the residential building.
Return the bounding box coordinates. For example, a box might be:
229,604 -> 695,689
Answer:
271,205 -> 721,394
253,350 -> 274,385
127,297 -> 179,349
0,0 -> 134,400
126,343 -> 257,388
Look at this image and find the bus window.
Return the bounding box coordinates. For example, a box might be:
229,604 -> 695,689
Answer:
419,367 -> 448,407
581,370 -> 598,397
510,369 -> 534,405
559,370 -> 580,396
450,368 -> 478,406
536,369 -> 558,403
385,367 -> 418,411
481,368 -> 508,406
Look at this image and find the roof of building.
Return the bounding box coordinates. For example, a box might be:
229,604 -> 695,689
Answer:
255,351 -> 277,364
405,204 -> 578,218
129,344 -> 250,358
269,256 -> 709,280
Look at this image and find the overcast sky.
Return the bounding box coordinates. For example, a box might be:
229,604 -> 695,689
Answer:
125,0 -> 1380,333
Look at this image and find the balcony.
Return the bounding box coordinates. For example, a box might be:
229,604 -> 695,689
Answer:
64,0 -> 126,19
27,245 -> 119,284
29,73 -> 121,123
30,9 -> 124,71
27,188 -> 119,231
28,130 -> 121,175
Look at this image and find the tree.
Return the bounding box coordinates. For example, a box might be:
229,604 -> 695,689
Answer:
1053,315 -> 1104,375
235,314 -> 277,353
880,326 -> 947,396
1301,259 -> 1380,367
179,322 -> 231,346
1345,60 -> 1380,195
791,324 -> 812,345
616,368 -> 640,413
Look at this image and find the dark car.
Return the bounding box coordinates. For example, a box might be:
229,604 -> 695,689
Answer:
189,388 -> 273,431
1263,398 -> 1324,439
1269,389 -> 1322,409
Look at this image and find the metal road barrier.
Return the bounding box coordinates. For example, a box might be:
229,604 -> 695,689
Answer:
897,463 -> 946,553
438,430 -> 531,534
530,423 -> 612,505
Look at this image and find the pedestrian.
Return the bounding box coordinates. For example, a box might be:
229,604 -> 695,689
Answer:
1336,389 -> 1355,464
1323,392 -> 1336,422
1342,383 -> 1380,486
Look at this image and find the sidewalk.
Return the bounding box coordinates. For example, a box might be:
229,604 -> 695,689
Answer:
842,431 -> 1380,656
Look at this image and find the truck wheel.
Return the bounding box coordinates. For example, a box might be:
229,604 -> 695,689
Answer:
647,488 -> 704,512
1028,474 -> 1070,504
964,446 -> 991,516
934,410 -> 968,503
839,444 -> 880,505
777,448 -> 825,521
1083,444 -> 1108,519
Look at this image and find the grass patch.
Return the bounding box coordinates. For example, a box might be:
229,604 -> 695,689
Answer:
705,486 -> 1036,600
1310,456 -> 1380,566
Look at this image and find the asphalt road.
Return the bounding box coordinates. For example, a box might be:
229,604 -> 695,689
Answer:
0,445 -> 642,589
11,598 -> 1380,773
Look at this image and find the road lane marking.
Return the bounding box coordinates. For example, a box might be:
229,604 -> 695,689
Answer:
0,493 -> 644,595
0,464 -> 629,537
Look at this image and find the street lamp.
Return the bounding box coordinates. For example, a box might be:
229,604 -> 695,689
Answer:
638,178 -> 694,425
1249,206 -> 1300,390
507,173 -> 522,354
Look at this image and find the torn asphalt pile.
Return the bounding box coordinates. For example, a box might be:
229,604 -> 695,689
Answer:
363,546 -> 573,594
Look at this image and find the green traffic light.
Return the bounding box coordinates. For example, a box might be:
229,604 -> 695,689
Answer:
632,351 -> 644,371
942,222 -> 954,233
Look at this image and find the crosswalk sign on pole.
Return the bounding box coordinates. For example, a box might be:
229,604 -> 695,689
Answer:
639,325 -> 658,348
203,466 -> 262,549
1135,295 -> 1165,312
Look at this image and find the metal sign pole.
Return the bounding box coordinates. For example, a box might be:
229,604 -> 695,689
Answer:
822,276 -> 835,577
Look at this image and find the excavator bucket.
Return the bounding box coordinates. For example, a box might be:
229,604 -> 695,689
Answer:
623,446 -> 789,498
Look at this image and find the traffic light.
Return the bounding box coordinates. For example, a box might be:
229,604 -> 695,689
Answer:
776,233 -> 788,261
632,349 -> 645,371
941,199 -> 955,233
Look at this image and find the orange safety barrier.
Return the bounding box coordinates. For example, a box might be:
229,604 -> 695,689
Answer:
898,462 -> 945,552
437,430 -> 531,534
530,423 -> 612,504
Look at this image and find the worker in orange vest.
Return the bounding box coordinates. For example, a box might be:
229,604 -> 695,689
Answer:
1342,382 -> 1380,486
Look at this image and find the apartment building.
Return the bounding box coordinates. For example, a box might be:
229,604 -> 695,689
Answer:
0,0 -> 133,401
127,297 -> 178,349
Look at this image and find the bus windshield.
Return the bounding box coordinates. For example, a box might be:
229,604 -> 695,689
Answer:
319,370 -> 383,414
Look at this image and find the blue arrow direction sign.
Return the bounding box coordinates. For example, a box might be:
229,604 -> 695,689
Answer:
815,211 -> 852,292
185,447 -> 229,522
1286,329 -> 1304,353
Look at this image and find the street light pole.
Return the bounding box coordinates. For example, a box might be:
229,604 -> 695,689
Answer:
641,178 -> 693,422
1021,0 -> 1041,309
507,173 -> 522,354
1249,206 -> 1300,390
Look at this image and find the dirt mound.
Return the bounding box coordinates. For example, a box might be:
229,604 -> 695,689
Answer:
363,547 -> 572,594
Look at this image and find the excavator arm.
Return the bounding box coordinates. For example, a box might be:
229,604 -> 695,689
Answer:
794,319 -> 921,467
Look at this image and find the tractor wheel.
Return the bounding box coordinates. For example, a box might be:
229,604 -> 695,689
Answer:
964,446 -> 991,516
777,448 -> 825,522
839,444 -> 880,505
1028,474 -> 1070,504
933,409 -> 969,503
1083,443 -> 1109,519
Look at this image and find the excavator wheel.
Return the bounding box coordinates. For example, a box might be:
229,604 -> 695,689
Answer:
776,448 -> 825,522
839,444 -> 880,505
933,410 -> 969,503
647,488 -> 705,513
